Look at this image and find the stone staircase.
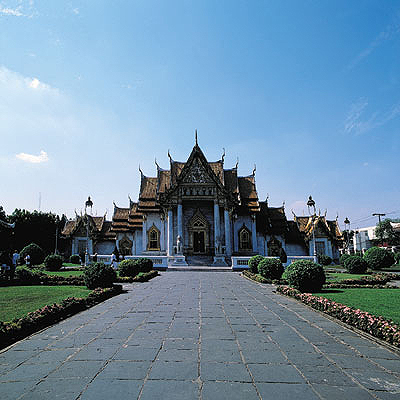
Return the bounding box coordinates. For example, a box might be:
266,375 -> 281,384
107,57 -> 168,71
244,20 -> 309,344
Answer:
186,256 -> 214,266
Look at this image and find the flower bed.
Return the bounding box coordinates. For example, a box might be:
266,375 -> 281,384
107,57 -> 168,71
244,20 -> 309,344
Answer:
0,270 -> 159,287
277,285 -> 400,348
116,270 -> 159,283
243,270 -> 273,284
0,285 -> 122,350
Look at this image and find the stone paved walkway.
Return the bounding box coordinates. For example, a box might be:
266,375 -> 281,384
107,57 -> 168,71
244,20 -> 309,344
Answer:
1,272 -> 400,399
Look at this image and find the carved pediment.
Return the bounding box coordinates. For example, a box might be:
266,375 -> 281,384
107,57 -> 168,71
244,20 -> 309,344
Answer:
182,158 -> 213,184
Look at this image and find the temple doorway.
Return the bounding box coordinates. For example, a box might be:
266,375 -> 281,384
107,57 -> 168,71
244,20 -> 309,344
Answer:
193,231 -> 206,253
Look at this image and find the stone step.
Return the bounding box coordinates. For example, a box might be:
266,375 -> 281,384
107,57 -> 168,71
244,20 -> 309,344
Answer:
167,266 -> 233,272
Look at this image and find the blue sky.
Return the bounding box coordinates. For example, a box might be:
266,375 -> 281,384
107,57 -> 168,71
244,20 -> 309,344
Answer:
0,1 -> 399,230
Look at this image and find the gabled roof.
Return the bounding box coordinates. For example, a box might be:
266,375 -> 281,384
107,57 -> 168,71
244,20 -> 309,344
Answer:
61,214 -> 115,241
294,214 -> 342,243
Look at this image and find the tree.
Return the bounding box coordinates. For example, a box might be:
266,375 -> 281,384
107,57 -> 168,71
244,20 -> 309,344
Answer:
375,219 -> 400,246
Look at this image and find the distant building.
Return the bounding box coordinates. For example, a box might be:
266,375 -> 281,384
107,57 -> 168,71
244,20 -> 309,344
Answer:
352,223 -> 400,253
62,141 -> 343,265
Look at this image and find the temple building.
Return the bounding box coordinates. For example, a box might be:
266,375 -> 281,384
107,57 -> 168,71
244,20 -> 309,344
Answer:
62,140 -> 343,265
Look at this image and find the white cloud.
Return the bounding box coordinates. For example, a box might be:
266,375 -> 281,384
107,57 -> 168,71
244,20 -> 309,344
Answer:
29,78 -> 40,89
16,150 -> 49,163
0,1 -> 36,18
0,6 -> 23,16
72,8 -> 79,15
348,19 -> 400,70
344,98 -> 400,135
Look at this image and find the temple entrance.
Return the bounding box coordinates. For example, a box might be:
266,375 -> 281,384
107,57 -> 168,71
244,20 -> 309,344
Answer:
193,231 -> 206,253
188,209 -> 210,255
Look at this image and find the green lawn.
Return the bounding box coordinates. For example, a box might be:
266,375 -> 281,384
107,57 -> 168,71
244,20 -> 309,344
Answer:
313,288 -> 400,324
325,272 -> 370,282
62,263 -> 82,268
0,286 -> 91,322
42,270 -> 84,277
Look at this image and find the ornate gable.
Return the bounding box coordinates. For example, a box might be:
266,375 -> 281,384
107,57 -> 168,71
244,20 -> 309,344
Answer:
182,158 -> 214,184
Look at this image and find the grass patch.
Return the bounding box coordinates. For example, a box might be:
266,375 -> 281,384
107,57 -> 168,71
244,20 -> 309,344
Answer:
42,270 -> 83,278
0,286 -> 91,322
62,263 -> 82,268
324,265 -> 344,270
326,273 -> 370,282
313,288 -> 400,324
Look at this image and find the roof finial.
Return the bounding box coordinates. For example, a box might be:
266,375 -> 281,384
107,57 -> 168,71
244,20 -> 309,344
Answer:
168,149 -> 173,162
221,148 -> 225,163
195,129 -> 198,146
266,193 -> 269,204
235,157 -> 239,169
252,164 -> 256,177
155,157 -> 161,170
139,164 -> 144,177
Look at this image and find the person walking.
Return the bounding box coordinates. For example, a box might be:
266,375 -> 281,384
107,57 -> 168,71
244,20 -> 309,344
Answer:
11,250 -> 19,279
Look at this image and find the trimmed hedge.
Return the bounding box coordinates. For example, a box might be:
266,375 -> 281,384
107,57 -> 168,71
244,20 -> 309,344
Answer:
283,260 -> 326,293
118,259 -> 140,277
83,262 -> 117,289
343,255 -> 368,274
363,247 -> 395,270
20,243 -> 45,266
318,254 -> 332,266
0,285 -> 122,350
70,254 -> 81,264
134,258 -> 153,273
258,258 -> 284,280
340,254 -> 351,266
248,255 -> 265,274
44,254 -> 63,271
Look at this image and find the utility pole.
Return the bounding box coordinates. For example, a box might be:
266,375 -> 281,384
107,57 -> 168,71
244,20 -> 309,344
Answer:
372,213 -> 386,224
372,213 -> 386,246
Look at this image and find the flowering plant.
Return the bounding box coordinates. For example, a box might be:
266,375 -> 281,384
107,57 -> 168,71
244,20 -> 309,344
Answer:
277,285 -> 400,348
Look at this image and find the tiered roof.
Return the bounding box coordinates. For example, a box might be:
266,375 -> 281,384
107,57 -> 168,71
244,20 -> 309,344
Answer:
112,203 -> 143,233
293,215 -> 343,245
62,215 -> 115,240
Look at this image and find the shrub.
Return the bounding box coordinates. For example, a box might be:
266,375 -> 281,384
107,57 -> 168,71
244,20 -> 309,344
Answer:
394,252 -> 400,265
118,259 -> 140,277
15,266 -> 42,283
83,262 -> 116,289
134,258 -> 153,273
20,243 -> 45,266
283,260 -> 326,293
258,258 -> 284,280
248,255 -> 264,274
339,254 -> 351,265
318,254 -> 332,265
69,254 -> 81,264
44,254 -> 63,271
343,255 -> 368,274
363,247 -> 395,270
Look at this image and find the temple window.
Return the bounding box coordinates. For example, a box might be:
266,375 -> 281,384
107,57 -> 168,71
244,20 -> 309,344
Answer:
147,225 -> 160,250
239,226 -> 252,250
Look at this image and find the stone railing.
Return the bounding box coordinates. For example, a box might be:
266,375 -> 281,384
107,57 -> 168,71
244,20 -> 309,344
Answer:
231,256 -> 279,270
89,255 -> 168,270
285,256 -> 316,267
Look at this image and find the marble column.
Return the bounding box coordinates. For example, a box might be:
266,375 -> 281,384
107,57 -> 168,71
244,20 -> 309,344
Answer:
251,215 -> 257,252
142,217 -> 147,253
167,209 -> 173,256
177,202 -> 183,240
214,201 -> 220,254
224,209 -> 232,256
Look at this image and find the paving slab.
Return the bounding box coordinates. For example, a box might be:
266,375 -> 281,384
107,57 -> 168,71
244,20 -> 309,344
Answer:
1,271 -> 400,399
